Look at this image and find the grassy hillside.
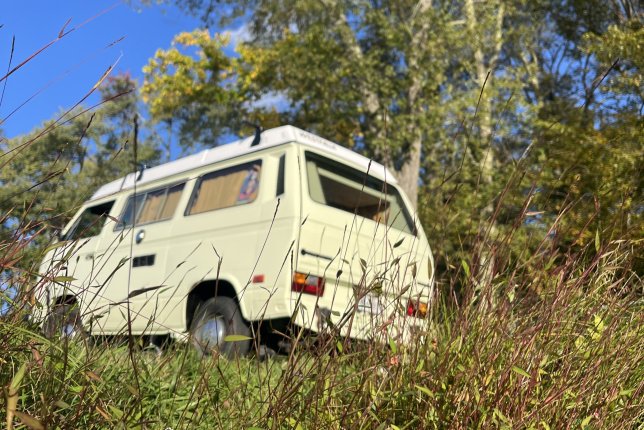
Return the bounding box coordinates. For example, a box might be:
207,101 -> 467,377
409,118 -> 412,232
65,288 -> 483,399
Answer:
1,234 -> 642,429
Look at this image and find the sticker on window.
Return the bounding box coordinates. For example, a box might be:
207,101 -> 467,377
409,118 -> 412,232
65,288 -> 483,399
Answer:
237,166 -> 260,204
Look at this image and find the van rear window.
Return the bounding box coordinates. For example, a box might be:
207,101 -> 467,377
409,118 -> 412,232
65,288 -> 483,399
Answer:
305,152 -> 415,235
64,201 -> 115,241
186,161 -> 262,215
118,183 -> 185,229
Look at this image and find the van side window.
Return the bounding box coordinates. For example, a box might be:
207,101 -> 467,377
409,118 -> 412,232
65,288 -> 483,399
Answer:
305,152 -> 415,235
118,183 -> 185,229
187,161 -> 262,215
64,201 -> 115,241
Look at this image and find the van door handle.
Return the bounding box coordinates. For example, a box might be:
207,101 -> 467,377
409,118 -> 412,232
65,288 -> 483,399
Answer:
135,229 -> 146,244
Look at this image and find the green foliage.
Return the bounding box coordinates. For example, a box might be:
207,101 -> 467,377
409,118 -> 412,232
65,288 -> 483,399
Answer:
524,6 -> 643,259
142,31 -> 243,151
142,1 -> 469,205
584,18 -> 643,107
0,74 -> 159,270
94,74 -> 160,180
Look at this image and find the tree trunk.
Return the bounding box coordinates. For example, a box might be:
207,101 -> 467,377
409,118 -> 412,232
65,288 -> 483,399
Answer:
395,0 -> 433,208
397,134 -> 422,207
464,0 -> 505,288
465,0 -> 504,184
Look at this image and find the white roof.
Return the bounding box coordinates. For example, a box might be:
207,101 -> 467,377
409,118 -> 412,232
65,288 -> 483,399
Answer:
91,125 -> 397,201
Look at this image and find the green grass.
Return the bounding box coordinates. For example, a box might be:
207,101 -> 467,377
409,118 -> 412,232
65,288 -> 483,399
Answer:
2,237 -> 642,429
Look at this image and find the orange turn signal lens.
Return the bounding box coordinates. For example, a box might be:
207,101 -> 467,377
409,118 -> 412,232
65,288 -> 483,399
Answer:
406,299 -> 429,318
292,272 -> 325,296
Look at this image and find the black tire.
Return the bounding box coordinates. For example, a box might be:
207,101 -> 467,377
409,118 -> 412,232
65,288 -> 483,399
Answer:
43,304 -> 86,340
189,297 -> 251,358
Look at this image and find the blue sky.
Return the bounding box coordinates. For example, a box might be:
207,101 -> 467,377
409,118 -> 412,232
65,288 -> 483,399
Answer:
1,1 -> 208,138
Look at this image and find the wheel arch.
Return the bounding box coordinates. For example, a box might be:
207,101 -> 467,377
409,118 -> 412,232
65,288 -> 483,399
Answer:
185,278 -> 248,331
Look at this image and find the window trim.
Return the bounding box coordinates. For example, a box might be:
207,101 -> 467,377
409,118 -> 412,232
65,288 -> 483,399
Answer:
63,200 -> 115,241
184,159 -> 263,217
114,181 -> 186,231
276,153 -> 286,197
304,151 -> 417,235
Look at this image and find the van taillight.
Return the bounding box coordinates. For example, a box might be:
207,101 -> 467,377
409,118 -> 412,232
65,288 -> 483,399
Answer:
292,272 -> 325,296
407,299 -> 429,318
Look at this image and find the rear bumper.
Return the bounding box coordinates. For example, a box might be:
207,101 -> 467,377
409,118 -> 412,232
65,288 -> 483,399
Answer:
290,299 -> 429,344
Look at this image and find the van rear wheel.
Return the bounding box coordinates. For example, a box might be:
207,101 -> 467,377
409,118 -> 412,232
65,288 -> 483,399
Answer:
190,297 -> 251,358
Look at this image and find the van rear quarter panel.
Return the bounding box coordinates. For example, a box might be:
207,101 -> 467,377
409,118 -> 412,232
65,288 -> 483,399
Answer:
246,151 -> 300,321
159,181 -> 264,331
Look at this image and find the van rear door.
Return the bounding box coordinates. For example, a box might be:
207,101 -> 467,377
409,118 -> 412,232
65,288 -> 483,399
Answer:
295,150 -> 431,338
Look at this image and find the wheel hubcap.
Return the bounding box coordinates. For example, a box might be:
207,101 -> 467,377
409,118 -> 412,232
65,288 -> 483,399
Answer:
197,315 -> 227,350
61,323 -> 77,338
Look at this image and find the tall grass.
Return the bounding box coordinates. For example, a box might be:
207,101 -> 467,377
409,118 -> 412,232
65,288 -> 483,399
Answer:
2,212 -> 642,429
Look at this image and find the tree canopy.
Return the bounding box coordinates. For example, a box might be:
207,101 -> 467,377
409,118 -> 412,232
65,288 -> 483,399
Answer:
0,74 -> 159,268
142,0 -> 642,274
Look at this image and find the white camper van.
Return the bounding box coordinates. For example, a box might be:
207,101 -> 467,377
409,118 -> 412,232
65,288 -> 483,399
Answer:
37,125 -> 434,355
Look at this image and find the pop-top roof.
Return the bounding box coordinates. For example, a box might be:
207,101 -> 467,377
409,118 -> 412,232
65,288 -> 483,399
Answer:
91,125 -> 396,201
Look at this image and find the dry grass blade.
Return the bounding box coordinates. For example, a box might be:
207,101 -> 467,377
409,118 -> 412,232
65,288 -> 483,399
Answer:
13,411 -> 44,430
5,363 -> 26,430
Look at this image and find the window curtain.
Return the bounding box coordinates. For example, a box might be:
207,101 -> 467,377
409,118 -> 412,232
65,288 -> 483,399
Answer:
159,185 -> 184,219
137,190 -> 165,224
189,169 -> 249,214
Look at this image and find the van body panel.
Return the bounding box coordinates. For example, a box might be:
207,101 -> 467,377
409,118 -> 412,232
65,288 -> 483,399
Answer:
38,126 -> 434,342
